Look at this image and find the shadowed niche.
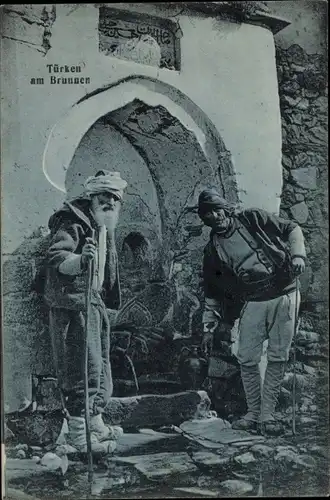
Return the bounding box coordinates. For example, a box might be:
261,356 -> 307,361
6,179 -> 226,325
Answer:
122,232 -> 153,268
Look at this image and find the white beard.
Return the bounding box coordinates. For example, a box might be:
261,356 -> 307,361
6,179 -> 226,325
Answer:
93,206 -> 120,234
105,208 -> 120,234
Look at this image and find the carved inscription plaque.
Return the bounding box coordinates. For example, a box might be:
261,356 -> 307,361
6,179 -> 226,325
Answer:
99,7 -> 182,70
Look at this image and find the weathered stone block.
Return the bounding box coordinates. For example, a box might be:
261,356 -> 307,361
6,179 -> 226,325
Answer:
310,96 -> 328,115
234,451 -> 256,465
307,126 -> 328,147
280,80 -> 301,96
297,330 -> 320,345
291,167 -> 317,190
290,202 -> 309,224
297,98 -> 310,111
102,390 -> 211,428
291,64 -> 306,73
219,479 -> 253,495
191,451 -> 230,466
111,451 -> 198,479
281,95 -> 302,108
6,392 -> 208,447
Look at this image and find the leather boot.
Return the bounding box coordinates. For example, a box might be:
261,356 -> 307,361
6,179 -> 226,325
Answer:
90,413 -> 124,442
260,361 -> 286,435
232,364 -> 261,432
67,416 -> 116,454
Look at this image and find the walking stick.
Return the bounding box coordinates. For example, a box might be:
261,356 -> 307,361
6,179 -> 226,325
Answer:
292,276 -> 300,435
84,229 -> 95,485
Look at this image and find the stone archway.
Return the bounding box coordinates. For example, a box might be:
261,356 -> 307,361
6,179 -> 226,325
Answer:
43,76 -> 238,202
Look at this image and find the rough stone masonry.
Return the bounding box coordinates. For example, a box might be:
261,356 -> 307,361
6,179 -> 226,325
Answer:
276,43 -> 328,322
275,42 -> 328,414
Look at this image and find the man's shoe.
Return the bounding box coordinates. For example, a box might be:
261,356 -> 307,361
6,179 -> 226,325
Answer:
232,413 -> 258,432
259,419 -> 284,436
90,413 -> 124,442
67,416 -> 116,455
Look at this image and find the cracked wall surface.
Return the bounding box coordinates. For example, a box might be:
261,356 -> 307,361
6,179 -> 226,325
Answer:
2,5 -> 56,55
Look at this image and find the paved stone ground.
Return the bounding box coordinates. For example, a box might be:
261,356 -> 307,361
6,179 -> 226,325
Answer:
4,413 -> 329,499
4,337 -> 329,499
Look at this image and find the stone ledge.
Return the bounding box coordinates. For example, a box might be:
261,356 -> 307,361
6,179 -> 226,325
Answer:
102,390 -> 211,428
6,391 -> 211,446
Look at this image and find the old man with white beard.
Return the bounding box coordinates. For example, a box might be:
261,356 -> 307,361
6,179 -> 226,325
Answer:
41,170 -> 127,453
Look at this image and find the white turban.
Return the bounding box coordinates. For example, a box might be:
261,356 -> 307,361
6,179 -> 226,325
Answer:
83,171 -> 128,201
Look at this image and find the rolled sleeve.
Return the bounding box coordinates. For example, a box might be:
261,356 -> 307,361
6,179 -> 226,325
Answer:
288,226 -> 307,260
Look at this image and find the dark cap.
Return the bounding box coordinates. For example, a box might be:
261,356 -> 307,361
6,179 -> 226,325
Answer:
198,188 -> 233,217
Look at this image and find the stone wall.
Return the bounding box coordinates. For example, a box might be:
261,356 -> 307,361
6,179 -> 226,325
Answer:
275,39 -> 328,417
276,43 -> 328,325
270,0 -> 328,433
2,228 -> 54,412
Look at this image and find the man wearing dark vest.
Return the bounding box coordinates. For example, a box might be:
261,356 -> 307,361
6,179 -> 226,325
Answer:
198,188 -> 306,434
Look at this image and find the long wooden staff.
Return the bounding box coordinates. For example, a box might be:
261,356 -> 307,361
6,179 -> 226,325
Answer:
292,276 -> 300,435
84,229 -> 95,485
